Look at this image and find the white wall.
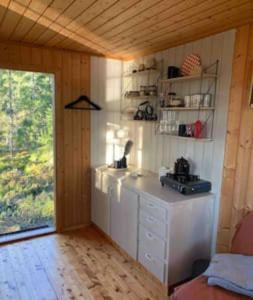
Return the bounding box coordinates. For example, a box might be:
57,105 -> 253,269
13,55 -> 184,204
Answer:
91,30 -> 235,252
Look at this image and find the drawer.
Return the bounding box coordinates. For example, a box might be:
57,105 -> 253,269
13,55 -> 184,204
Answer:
140,195 -> 167,221
139,224 -> 167,259
138,246 -> 165,282
139,210 -> 167,238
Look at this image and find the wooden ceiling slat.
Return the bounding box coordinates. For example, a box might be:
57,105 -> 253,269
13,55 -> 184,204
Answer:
35,0 -> 94,43
20,0 -> 53,40
4,0 -> 111,55
7,0 -> 32,39
50,0 -> 96,28
0,10 -> 21,39
0,0 -> 252,59
40,0 -> 96,46
49,0 -> 120,48
9,16 -> 34,41
53,36 -> 99,54
117,4 -> 253,58
75,0 -> 140,32
67,0 -> 119,32
94,0 -> 167,37
108,0 -> 251,53
35,0 -> 115,52
0,6 -> 6,22
103,0 -> 213,44
0,0 -> 10,26
32,0 -> 76,44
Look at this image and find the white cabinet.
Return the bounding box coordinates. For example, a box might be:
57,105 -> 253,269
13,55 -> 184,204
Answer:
92,168 -> 139,260
91,169 -> 110,235
92,167 -> 214,286
138,193 -> 214,285
110,184 -> 138,259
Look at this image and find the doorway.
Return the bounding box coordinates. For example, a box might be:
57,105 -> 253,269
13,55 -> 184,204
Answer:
0,69 -> 55,237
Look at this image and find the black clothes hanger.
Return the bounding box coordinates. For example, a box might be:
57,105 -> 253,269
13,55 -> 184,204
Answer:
65,95 -> 102,110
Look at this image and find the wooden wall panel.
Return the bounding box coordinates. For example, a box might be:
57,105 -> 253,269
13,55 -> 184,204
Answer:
0,41 -> 91,231
218,23 -> 253,252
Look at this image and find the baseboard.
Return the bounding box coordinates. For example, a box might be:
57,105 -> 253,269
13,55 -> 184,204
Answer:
62,223 -> 91,232
91,223 -> 168,295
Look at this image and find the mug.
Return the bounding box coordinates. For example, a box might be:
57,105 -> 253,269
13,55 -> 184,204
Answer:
167,66 -> 180,79
203,94 -> 212,107
184,95 -> 191,107
191,94 -> 203,107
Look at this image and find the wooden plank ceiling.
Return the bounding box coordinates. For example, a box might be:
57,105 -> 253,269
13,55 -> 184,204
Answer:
0,0 -> 252,60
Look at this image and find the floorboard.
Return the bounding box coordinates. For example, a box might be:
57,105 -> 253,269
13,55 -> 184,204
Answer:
0,226 -> 169,300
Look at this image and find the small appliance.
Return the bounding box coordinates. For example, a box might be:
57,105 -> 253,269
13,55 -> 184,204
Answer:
160,157 -> 211,195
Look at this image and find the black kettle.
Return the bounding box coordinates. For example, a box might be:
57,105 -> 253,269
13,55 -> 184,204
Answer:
174,157 -> 190,176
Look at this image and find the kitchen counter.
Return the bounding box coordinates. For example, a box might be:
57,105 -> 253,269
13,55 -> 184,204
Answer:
92,165 -> 215,285
95,165 -> 213,206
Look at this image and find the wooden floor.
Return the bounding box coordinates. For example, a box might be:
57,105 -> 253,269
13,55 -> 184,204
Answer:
0,226 -> 169,300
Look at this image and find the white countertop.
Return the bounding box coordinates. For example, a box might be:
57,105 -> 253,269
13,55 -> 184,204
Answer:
95,166 -> 214,205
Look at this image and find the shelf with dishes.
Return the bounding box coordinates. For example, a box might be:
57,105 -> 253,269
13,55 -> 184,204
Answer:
121,103 -> 158,122
125,95 -> 158,100
158,133 -> 213,142
123,58 -> 160,78
122,84 -> 159,122
123,69 -> 160,78
124,85 -> 158,99
156,60 -> 219,140
160,106 -> 215,111
159,73 -> 217,84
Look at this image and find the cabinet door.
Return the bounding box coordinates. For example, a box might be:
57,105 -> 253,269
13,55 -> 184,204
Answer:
91,170 -> 110,235
110,182 -> 123,246
121,186 -> 138,259
110,184 -> 138,259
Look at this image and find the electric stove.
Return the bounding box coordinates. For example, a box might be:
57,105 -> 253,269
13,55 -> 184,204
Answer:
160,173 -> 211,195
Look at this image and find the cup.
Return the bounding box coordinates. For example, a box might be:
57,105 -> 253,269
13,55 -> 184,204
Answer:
184,95 -> 191,107
203,94 -> 212,107
167,66 -> 180,79
191,94 -> 203,107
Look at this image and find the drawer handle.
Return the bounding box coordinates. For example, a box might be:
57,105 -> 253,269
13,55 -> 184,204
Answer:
145,253 -> 153,262
145,232 -> 154,240
146,216 -> 155,223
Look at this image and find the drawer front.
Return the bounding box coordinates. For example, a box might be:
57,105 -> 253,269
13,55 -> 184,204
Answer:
139,210 -> 167,238
139,225 -> 166,259
138,246 -> 165,282
140,195 -> 167,221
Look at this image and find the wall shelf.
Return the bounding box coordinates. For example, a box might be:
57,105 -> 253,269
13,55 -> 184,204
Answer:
159,73 -> 217,84
125,95 -> 158,100
127,119 -> 158,123
124,69 -> 159,78
157,60 -> 219,140
158,134 -> 213,142
160,107 -> 215,111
